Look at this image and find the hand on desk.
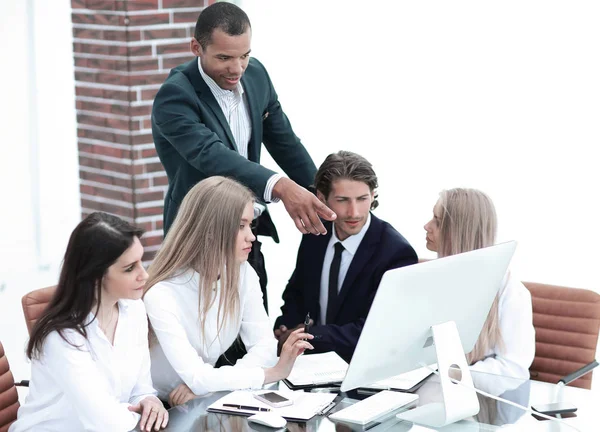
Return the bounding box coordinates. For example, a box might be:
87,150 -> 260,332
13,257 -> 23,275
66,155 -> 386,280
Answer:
168,383 -> 196,408
128,395 -> 168,431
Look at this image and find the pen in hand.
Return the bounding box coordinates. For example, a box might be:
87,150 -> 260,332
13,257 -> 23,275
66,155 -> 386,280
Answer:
304,312 -> 311,332
304,312 -> 311,336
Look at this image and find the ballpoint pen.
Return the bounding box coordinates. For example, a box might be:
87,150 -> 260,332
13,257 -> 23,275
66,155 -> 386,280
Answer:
304,312 -> 311,333
223,403 -> 271,412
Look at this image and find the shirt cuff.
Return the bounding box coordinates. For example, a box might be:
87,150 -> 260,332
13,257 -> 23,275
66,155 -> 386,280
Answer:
129,393 -> 159,406
264,174 -> 284,203
250,367 -> 267,389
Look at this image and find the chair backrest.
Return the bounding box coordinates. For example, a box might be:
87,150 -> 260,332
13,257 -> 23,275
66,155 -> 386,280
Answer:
22,285 -> 57,335
524,282 -> 600,389
0,340 -> 19,432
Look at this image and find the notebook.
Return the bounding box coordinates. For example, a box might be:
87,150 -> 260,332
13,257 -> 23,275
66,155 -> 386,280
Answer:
358,364 -> 436,394
207,390 -> 338,422
283,351 -> 349,390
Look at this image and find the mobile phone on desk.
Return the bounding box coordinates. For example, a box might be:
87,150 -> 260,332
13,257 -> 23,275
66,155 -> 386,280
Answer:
254,391 -> 293,408
531,402 -> 577,416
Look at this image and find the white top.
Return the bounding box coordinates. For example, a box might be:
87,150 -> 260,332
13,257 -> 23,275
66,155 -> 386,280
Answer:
197,59 -> 282,203
470,272 -> 536,394
10,300 -> 157,432
144,261 -> 277,400
319,214 -> 371,324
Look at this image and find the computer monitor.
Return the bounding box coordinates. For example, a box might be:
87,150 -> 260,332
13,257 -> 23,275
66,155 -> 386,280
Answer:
341,241 -> 517,392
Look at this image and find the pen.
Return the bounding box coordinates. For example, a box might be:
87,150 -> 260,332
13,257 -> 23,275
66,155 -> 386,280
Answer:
319,401 -> 338,415
223,403 -> 271,412
304,312 -> 311,333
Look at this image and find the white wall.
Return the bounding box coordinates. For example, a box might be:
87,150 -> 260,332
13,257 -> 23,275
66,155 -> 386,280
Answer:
0,0 -> 598,388
0,0 -> 79,380
239,1 -> 600,319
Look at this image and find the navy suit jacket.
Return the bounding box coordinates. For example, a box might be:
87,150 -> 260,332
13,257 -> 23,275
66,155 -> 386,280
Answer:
152,58 -> 316,238
274,214 -> 417,362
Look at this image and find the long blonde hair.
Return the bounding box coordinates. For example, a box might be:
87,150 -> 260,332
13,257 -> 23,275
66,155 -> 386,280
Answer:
436,188 -> 504,364
145,176 -> 254,342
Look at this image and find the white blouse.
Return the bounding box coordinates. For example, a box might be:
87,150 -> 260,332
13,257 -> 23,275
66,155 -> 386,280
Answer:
10,299 -> 157,432
470,272 -> 536,394
144,262 -> 277,400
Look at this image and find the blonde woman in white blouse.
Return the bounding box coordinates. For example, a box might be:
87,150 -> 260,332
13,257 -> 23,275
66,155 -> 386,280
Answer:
423,188 -> 535,393
144,177 -> 313,406
10,212 -> 167,432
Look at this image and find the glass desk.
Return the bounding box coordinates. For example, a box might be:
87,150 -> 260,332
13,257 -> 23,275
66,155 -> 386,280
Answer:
143,370 -> 598,431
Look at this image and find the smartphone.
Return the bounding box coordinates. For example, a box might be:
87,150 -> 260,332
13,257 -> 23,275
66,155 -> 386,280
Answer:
253,391 -> 293,408
531,402 -> 577,416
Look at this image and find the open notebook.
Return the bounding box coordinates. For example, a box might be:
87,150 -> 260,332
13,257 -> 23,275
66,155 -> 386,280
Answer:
283,351 -> 349,390
207,390 -> 337,422
283,352 -> 434,393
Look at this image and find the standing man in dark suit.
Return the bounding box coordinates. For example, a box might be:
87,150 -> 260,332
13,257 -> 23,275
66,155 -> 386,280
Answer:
274,151 -> 418,362
151,2 -> 335,312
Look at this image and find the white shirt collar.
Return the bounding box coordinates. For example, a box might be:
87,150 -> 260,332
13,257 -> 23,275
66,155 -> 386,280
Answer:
85,299 -> 132,327
197,57 -> 244,99
330,213 -> 372,256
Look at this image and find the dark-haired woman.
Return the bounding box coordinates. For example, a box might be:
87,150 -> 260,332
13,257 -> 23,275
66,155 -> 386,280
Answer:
10,212 -> 168,432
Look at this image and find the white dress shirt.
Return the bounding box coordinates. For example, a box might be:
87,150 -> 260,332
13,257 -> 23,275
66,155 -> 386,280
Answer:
198,59 -> 283,204
144,261 -> 277,400
319,214 -> 371,325
470,272 -> 536,395
9,300 -> 157,432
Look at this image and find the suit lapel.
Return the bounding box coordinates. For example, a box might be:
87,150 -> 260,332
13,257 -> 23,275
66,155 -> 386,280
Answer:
184,60 -> 238,152
330,214 -> 382,322
241,74 -> 261,162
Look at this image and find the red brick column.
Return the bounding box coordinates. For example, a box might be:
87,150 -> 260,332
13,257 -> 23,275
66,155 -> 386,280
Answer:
71,0 -> 211,261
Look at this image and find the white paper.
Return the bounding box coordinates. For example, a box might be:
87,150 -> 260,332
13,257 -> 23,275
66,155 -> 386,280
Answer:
208,390 -> 337,421
286,351 -> 349,385
365,364 -> 437,391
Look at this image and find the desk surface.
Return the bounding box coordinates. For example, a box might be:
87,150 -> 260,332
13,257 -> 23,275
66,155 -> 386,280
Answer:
146,371 -> 598,431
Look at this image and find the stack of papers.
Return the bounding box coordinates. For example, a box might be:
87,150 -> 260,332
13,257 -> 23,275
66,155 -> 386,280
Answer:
361,364 -> 436,392
284,351 -> 349,389
207,390 -> 337,421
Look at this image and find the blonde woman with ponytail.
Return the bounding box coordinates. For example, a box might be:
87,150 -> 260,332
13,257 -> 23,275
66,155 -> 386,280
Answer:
424,188 -> 535,392
143,177 -> 313,406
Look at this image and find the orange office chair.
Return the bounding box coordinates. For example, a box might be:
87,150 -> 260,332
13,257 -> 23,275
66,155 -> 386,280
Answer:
21,285 -> 57,335
525,282 -> 600,389
0,340 -> 22,432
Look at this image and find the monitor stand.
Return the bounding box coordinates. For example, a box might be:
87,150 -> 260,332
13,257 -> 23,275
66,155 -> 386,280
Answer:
396,321 -> 480,428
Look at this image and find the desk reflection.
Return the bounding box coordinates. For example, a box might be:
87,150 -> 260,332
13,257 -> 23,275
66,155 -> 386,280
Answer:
150,370 -> 594,431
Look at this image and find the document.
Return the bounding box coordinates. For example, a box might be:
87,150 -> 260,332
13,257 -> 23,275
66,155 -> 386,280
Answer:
207,390 -> 337,421
285,351 -> 349,388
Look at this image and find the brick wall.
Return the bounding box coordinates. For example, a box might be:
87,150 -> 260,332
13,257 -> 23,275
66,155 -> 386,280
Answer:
71,0 -> 214,261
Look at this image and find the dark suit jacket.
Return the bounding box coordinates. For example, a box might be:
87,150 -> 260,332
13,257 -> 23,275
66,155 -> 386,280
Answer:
151,57 -> 316,239
274,214 -> 418,362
